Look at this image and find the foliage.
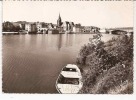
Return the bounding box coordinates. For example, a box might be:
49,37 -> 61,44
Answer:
77,33 -> 133,94
2,21 -> 21,32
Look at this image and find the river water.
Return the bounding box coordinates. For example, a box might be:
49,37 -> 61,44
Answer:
2,34 -> 117,93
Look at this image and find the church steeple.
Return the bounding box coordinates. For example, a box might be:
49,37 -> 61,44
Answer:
59,13 -> 61,19
57,13 -> 62,27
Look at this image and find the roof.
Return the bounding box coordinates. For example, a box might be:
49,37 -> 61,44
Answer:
61,71 -> 81,78
65,64 -> 78,69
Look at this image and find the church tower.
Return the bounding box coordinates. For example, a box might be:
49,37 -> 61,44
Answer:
57,13 -> 62,27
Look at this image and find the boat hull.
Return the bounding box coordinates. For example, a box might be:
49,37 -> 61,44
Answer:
56,64 -> 83,94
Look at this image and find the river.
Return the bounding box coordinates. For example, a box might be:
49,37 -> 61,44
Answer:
2,33 -> 117,93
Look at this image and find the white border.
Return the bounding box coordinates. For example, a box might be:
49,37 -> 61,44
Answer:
0,1 -> 136,100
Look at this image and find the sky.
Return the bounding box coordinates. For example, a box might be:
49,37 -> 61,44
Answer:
3,1 -> 134,28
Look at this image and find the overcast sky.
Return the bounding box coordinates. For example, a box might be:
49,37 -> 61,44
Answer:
3,1 -> 134,28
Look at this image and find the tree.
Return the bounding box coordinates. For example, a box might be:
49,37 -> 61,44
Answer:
77,33 -> 133,94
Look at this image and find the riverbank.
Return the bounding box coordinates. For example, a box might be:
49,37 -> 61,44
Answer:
2,32 -> 27,35
2,31 -> 99,35
76,34 -> 133,94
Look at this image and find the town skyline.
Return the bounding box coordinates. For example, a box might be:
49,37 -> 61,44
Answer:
3,1 -> 133,28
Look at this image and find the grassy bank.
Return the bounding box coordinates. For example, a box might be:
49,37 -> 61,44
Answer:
76,34 -> 133,94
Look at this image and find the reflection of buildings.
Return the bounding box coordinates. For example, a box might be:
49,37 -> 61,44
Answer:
56,34 -> 76,50
57,34 -> 62,51
66,34 -> 75,46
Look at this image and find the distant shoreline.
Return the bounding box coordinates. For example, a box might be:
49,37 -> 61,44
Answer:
2,32 -> 27,35
2,31 -> 97,35
3,32 -> 19,33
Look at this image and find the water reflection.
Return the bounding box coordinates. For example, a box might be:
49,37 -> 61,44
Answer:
2,34 -> 116,93
22,34 -> 82,51
57,34 -> 62,51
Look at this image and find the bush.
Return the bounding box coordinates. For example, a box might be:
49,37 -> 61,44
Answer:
77,33 -> 133,94
94,61 -> 133,94
76,43 -> 95,65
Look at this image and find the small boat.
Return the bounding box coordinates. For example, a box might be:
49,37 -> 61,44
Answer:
56,64 -> 83,94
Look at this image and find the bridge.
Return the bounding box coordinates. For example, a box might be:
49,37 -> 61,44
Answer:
107,27 -> 133,34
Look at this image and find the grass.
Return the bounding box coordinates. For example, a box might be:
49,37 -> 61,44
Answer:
77,34 -> 133,94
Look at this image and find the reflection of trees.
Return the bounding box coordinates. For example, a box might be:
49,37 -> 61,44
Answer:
57,34 -> 62,51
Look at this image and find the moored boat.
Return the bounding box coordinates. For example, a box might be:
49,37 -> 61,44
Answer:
56,64 -> 83,94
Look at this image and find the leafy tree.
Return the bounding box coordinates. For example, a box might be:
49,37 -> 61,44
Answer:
2,21 -> 21,32
77,33 -> 133,94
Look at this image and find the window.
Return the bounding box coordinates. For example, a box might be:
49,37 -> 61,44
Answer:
62,68 -> 76,72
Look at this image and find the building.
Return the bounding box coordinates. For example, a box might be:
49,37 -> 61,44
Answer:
25,23 -> 37,33
19,24 -> 25,30
25,23 -> 31,32
36,22 -> 42,32
53,24 -> 57,29
69,22 -> 74,31
36,22 -> 48,33
91,26 -> 100,33
63,21 -> 70,31
31,23 -> 37,33
48,29 -> 59,34
99,28 -> 107,33
82,26 -> 92,33
57,13 -> 62,27
73,24 -> 82,33
48,23 -> 54,29
56,13 -> 64,33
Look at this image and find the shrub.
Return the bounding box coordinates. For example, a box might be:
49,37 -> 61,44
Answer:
94,61 -> 133,94
76,43 -> 96,65
77,33 -> 133,94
